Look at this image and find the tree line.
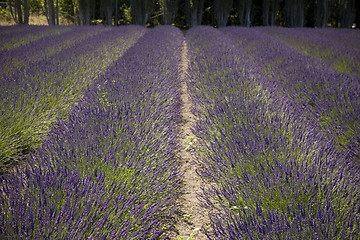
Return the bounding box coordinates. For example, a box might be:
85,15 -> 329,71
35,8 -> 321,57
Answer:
5,0 -> 360,28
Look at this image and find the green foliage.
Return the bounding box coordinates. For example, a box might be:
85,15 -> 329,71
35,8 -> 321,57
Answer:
29,0 -> 43,13
0,8 -> 12,21
59,0 -> 76,23
118,5 -> 132,25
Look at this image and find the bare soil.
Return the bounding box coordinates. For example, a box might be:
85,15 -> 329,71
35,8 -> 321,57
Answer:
169,39 -> 210,240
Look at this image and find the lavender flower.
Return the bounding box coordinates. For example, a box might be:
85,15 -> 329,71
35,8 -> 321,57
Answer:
1,25 -> 183,238
187,26 -> 360,239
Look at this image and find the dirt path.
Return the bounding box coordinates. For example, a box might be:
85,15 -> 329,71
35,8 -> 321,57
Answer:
171,39 -> 210,240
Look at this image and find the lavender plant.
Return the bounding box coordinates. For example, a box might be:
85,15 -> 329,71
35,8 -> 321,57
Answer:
186,26 -> 360,239
258,27 -> 360,77
0,25 -> 72,51
0,26 -> 146,173
0,25 -> 183,239
0,26 -> 109,76
221,27 -> 360,165
0,25 -> 31,36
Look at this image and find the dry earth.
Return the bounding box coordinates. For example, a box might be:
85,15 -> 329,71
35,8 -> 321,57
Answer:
169,39 -> 211,240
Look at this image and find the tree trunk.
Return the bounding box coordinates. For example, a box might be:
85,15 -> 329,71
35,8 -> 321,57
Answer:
285,0 -> 304,27
23,0 -> 29,24
238,0 -> 244,26
322,0 -> 329,27
56,0 -> 59,25
106,4 -> 114,25
114,0 -> 118,25
79,0 -> 91,25
237,0 -> 252,27
355,0 -> 360,28
48,0 -> 55,25
7,0 -> 15,22
131,0 -> 153,25
315,0 -> 329,28
213,0 -> 233,28
263,0 -> 270,26
299,0 -> 304,27
196,0 -> 204,25
269,0 -> 279,26
161,0 -> 179,25
339,0 -> 355,28
14,0 -> 22,24
44,0 -> 49,23
185,0 -> 205,27
8,0 -> 30,24
245,1 -> 251,27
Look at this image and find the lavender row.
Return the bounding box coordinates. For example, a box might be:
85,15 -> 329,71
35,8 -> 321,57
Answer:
186,26 -> 360,239
0,25 -> 72,51
0,26 -> 146,172
265,27 -> 360,53
0,25 -> 31,36
310,28 -> 360,52
257,27 -> 360,78
0,25 -> 183,239
222,27 -> 360,165
0,26 -> 109,76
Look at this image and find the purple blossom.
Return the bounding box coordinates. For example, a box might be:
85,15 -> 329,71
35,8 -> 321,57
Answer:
187,26 -> 360,239
0,25 -> 183,239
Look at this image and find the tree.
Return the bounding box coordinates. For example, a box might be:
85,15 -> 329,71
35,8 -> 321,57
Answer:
339,0 -> 355,28
185,0 -> 205,27
355,0 -> 360,28
237,0 -> 252,27
114,0 -> 118,25
7,0 -> 30,24
160,0 -> 179,25
262,0 -> 269,25
103,0 -> 116,25
284,0 -> 304,27
212,0 -> 233,27
48,0 -> 56,25
56,0 -> 59,24
78,0 -> 90,25
15,0 -> 23,23
314,0 -> 330,28
24,0 -> 30,24
130,0 -> 153,25
263,0 -> 279,26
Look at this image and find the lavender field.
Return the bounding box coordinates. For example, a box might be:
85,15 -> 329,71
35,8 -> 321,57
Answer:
0,25 -> 359,239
